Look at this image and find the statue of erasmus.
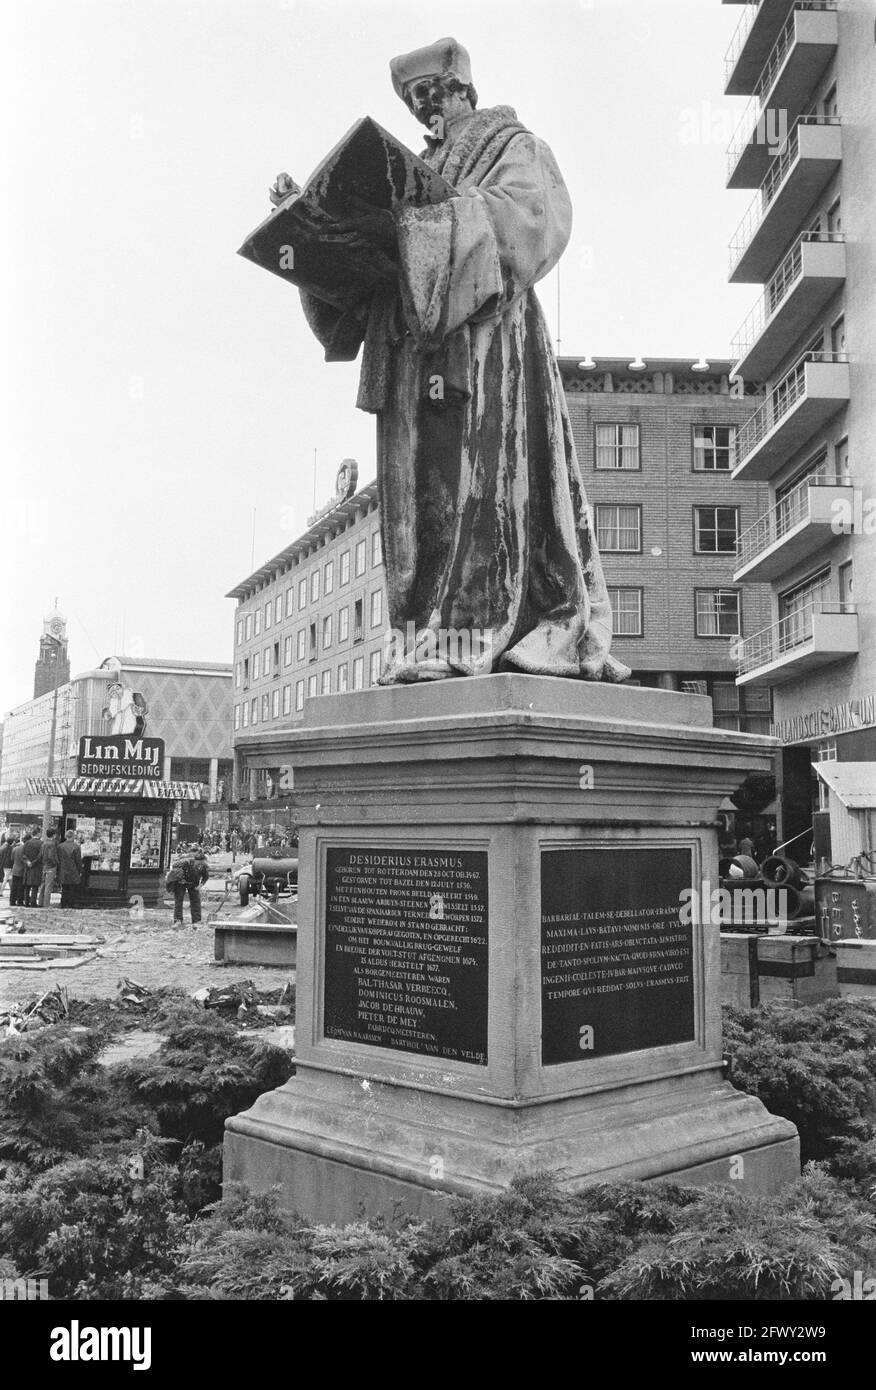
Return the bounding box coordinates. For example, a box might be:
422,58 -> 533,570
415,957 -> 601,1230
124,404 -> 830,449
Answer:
270,38 -> 630,685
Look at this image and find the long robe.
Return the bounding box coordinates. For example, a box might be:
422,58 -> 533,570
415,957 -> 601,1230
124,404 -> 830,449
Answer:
301,104 -> 630,682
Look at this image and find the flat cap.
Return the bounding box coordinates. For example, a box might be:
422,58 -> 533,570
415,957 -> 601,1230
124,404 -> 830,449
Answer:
390,37 -> 472,98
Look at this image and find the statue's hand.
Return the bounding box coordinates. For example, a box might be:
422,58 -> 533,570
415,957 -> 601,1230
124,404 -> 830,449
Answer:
331,198 -> 398,254
269,172 -> 301,207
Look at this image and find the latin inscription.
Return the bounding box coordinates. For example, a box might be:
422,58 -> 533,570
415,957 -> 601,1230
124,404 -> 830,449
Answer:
541,847 -> 695,1064
323,847 -> 489,1064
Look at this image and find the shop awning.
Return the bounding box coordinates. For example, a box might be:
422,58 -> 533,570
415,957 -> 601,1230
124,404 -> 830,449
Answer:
813,762 -> 876,810
26,776 -> 207,800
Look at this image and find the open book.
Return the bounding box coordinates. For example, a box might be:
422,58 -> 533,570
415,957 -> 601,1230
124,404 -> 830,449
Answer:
238,116 -> 457,309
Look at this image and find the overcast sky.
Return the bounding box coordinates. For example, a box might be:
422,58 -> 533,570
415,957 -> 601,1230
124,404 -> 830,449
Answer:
0,0 -> 758,715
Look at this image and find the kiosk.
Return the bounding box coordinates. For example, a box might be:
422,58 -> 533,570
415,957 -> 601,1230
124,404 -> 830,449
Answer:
27,735 -> 206,909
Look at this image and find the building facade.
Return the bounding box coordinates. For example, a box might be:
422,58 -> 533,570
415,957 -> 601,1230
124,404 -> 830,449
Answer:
1,652 -> 233,832
560,356 -> 773,732
226,473 -> 385,833
723,0 -> 876,852
33,608 -> 71,699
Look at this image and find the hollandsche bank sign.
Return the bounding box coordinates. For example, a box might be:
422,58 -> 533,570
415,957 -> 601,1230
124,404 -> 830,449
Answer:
77,735 -> 165,777
771,695 -> 876,745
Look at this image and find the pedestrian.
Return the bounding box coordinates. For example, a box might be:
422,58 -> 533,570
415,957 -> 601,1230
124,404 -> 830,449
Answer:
738,832 -> 755,858
39,827 -> 61,906
169,850 -> 210,927
57,829 -> 83,908
9,836 -> 27,907
0,832 -> 19,898
22,832 -> 43,907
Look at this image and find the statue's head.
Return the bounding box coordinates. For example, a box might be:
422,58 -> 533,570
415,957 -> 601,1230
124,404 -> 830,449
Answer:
390,38 -> 478,130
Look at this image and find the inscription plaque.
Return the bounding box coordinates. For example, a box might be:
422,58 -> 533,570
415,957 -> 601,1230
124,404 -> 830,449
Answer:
323,847 -> 489,1064
541,847 -> 694,1065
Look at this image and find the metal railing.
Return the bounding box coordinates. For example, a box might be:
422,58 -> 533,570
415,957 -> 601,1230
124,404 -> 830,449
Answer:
729,115 -> 840,273
724,1 -> 836,85
731,231 -> 845,362
737,600 -> 856,675
736,350 -> 848,464
736,473 -> 851,569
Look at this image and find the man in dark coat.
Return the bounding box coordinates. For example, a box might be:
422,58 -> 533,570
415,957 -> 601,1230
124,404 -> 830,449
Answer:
171,850 -> 210,928
0,832 -> 19,901
40,828 -> 61,906
22,832 -> 43,908
57,830 -> 83,908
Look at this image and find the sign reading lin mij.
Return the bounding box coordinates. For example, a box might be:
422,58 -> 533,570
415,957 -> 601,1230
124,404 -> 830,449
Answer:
77,736 -> 165,778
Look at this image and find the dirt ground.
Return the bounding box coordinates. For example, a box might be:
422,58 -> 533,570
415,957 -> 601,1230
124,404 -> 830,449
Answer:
0,882 -> 296,1013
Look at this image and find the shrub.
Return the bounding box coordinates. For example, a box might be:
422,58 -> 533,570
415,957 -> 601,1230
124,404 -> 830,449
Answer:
723,999 -> 876,1169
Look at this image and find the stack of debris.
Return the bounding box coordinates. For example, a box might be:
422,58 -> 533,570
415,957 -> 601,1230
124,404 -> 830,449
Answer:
0,984 -> 69,1034
190,978 -> 294,1027
0,929 -> 105,970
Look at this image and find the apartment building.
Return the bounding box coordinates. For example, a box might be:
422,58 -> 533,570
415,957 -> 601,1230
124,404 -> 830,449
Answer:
226,471 -> 386,830
560,356 -> 773,733
723,0 -> 876,853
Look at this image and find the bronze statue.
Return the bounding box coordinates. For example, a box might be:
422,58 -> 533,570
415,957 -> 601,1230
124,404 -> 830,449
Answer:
270,38 -> 629,685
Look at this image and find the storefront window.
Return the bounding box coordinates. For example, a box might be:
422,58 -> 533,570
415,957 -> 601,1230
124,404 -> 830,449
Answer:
89,817 -> 124,871
131,815 -> 164,869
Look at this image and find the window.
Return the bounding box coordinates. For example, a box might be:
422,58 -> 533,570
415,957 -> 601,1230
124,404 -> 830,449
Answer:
309,622 -> 317,661
693,425 -> 736,472
295,680 -> 305,712
273,641 -> 280,673
595,423 -> 640,470
245,614 -> 252,640
283,635 -> 292,667
282,684 -> 291,715
262,694 -> 270,722
242,701 -> 249,727
265,600 -> 272,631
296,629 -> 306,662
779,570 -> 831,650
286,585 -> 294,617
235,662 -> 241,688
264,645 -> 271,675
307,674 -> 318,698
310,569 -> 320,602
271,689 -> 280,718
275,595 -> 282,624
370,589 -> 383,627
353,599 -> 364,640
323,614 -> 333,649
298,577 -> 307,610
372,530 -> 382,566
695,589 -> 741,637
694,506 -> 739,554
835,436 -> 849,477
595,504 -> 641,552
352,656 -> 365,690
252,652 -> 260,681
236,619 -> 243,646
839,561 -> 853,607
822,81 -> 838,119
339,606 -> 349,643
608,587 -> 643,637
827,197 -> 842,237
340,550 -> 350,586
255,607 -> 261,636
251,697 -> 258,725
321,669 -> 332,695
355,538 -> 367,576
831,315 -> 846,356
324,559 -> 334,595
234,704 -> 241,730
243,656 -> 249,686
369,650 -> 382,686
337,663 -> 349,692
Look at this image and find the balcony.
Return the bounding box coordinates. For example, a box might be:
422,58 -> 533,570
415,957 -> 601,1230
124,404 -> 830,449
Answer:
724,1 -> 832,95
734,352 -> 849,481
729,117 -> 841,282
734,476 -> 854,583
726,7 -> 838,188
736,602 -> 858,685
731,233 -> 846,379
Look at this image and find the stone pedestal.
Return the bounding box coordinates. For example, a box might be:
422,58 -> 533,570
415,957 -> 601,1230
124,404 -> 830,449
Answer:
224,676 -> 799,1221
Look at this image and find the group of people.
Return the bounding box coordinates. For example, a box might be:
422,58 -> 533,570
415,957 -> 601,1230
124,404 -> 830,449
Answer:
0,826 -> 83,909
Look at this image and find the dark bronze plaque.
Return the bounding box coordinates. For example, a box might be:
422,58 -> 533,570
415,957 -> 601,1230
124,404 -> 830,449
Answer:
541,847 -> 694,1065
323,847 -> 488,1064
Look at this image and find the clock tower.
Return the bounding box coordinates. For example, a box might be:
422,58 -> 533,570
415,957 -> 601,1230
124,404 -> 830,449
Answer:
33,608 -> 70,699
